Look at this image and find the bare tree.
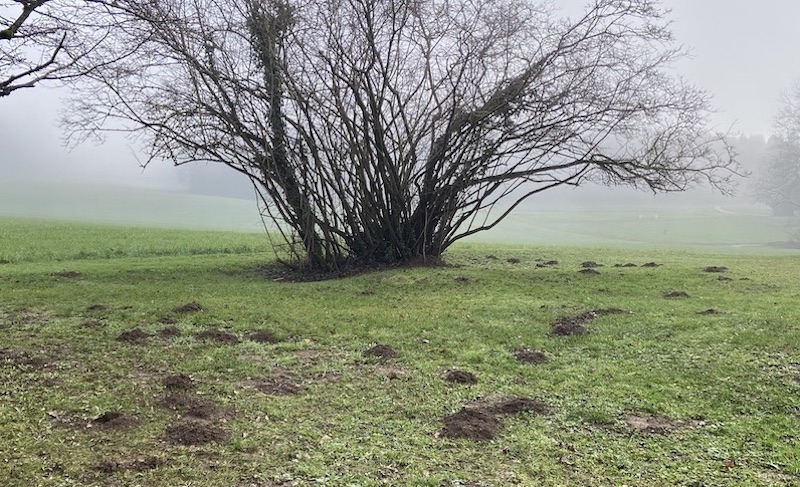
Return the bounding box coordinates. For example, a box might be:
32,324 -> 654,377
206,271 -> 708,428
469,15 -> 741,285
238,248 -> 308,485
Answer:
755,81 -> 800,217
64,0 -> 737,270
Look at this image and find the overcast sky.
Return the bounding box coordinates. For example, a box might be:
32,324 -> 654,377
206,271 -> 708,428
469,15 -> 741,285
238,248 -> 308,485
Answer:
2,0 -> 800,188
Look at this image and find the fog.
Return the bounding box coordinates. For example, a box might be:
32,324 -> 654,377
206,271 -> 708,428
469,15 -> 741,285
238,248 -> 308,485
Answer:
2,0 -> 799,225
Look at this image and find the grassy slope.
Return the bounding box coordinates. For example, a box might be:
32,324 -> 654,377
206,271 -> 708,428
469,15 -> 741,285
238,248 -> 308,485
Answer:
1,220 -> 799,486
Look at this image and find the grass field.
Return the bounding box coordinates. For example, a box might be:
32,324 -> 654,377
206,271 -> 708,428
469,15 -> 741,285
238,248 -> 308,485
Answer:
1,217 -> 799,486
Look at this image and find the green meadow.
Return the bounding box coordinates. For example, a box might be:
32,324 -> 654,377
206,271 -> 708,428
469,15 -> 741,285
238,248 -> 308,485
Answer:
1,185 -> 799,486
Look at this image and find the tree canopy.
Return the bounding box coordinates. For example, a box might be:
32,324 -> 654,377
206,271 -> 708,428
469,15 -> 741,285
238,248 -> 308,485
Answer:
63,0 -> 736,270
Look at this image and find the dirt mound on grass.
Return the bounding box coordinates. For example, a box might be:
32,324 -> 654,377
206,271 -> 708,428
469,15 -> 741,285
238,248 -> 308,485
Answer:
703,266 -> 728,273
488,397 -> 550,415
52,270 -> 82,279
443,395 -> 550,441
614,263 -> 638,268
513,349 -> 549,364
91,411 -> 140,430
442,408 -> 501,441
642,262 -> 661,267
445,370 -> 478,384
163,374 -> 194,390
578,268 -> 600,275
550,308 -> 624,336
194,329 -> 239,345
117,328 -> 150,344
159,326 -> 182,338
663,290 -> 689,298
0,349 -> 47,370
173,301 -> 203,314
698,308 -> 724,315
96,456 -> 162,474
165,420 -> 228,446
363,344 -> 397,360
581,261 -> 603,268
158,393 -> 228,420
246,330 -> 280,344
623,414 -> 705,435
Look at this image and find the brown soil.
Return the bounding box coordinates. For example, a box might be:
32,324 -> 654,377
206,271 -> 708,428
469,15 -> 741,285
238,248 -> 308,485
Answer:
536,260 -> 559,268
116,328 -> 150,344
163,374 -> 194,390
158,393 -> 227,420
85,304 -> 107,312
513,349 -> 549,364
363,344 -> 397,360
718,276 -> 733,282
578,268 -> 600,275
698,308 -> 724,315
0,348 -> 47,369
614,263 -> 638,267
194,329 -> 239,345
550,308 -> 624,337
445,370 -> 478,384
52,270 -> 82,279
81,319 -> 106,329
246,330 -> 279,344
703,266 -> 728,273
254,377 -> 302,395
159,326 -> 182,338
623,414 -> 705,435
165,420 -> 228,446
91,411 -> 140,430
173,301 -> 203,314
488,397 -> 550,415
96,456 -> 161,474
581,261 -> 603,268
642,262 -> 661,267
442,408 -> 501,441
663,291 -> 690,298
506,258 -> 521,264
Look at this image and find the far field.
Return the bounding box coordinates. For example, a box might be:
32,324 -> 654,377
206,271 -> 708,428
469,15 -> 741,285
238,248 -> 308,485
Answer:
1,216 -> 799,486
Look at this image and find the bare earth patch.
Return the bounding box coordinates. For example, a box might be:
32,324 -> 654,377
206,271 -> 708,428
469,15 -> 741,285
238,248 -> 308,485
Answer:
514,348 -> 549,364
663,291 -> 690,298
52,270 -> 83,279
581,261 -> 603,268
623,414 -> 705,435
614,263 -> 638,268
159,326 -> 182,338
91,411 -> 140,430
444,395 -> 550,441
246,329 -> 280,344
194,329 -> 239,345
442,408 -> 501,441
173,301 -> 203,314
445,370 -> 478,384
703,266 -> 728,273
550,308 -> 624,337
163,374 -> 195,391
363,344 -> 397,360
642,262 -> 661,267
159,393 -> 228,420
165,419 -> 228,446
116,328 -> 150,344
96,456 -> 162,474
0,348 -> 48,370
0,307 -> 49,327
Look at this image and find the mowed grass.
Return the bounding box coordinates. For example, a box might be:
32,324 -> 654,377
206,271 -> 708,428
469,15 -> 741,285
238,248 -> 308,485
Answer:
1,219 -> 799,486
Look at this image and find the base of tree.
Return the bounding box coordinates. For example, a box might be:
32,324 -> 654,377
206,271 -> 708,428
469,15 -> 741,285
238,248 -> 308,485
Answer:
257,255 -> 449,282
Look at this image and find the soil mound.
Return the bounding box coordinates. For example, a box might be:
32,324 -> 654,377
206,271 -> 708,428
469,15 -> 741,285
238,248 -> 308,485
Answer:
703,266 -> 728,273
116,328 -> 150,344
698,308 -> 724,315
165,420 -> 228,446
506,258 -> 521,264
581,261 -> 603,268
363,344 -> 397,360
97,456 -> 161,474
0,349 -> 47,369
163,374 -> 194,390
513,349 -> 548,364
173,301 -> 203,314
445,370 -> 478,384
92,411 -> 139,430
194,329 -> 239,345
663,291 -> 689,298
159,393 -> 225,420
442,408 -> 501,441
246,330 -> 279,344
578,268 -> 600,275
642,262 -> 661,267
159,326 -> 182,338
614,263 -> 638,268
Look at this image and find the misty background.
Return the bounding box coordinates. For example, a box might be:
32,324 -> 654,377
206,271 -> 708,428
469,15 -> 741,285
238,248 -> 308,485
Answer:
1,0 -> 799,234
